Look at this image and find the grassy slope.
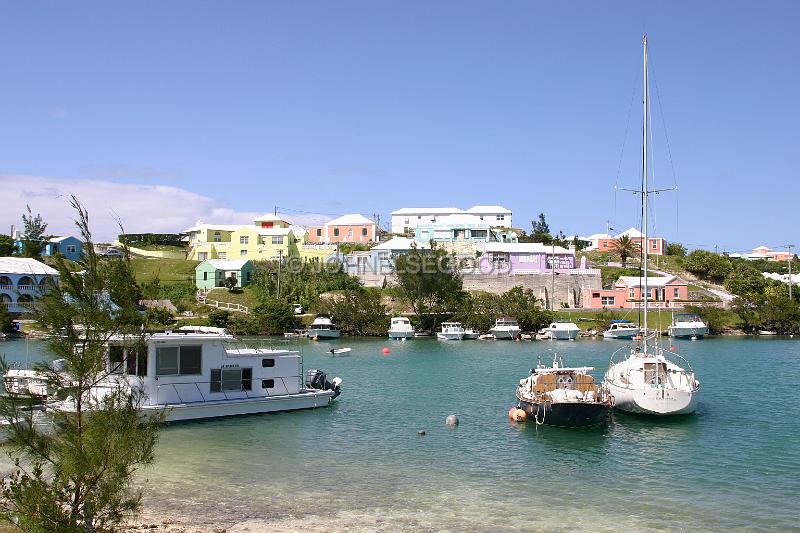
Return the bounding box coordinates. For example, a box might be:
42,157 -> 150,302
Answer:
130,257 -> 198,284
205,287 -> 257,308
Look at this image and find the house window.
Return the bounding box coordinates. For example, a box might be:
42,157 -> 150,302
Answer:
601,296 -> 615,306
218,252 -> 227,259
316,228 -> 322,237
652,241 -> 657,249
602,242 -> 608,248
497,215 -> 505,221
334,228 -> 340,237
592,292 -> 600,298
240,249 -> 247,256
198,252 -> 208,261
362,227 -> 368,236
261,222 -> 273,228
347,229 -> 353,239
66,245 -> 77,254
214,232 -> 221,242
156,346 -> 202,376
210,368 -> 253,393
240,236 -> 249,245
203,272 -> 208,280
674,287 -> 680,298
404,218 -> 409,224
246,271 -> 251,282
629,288 -> 635,299
272,236 -> 283,245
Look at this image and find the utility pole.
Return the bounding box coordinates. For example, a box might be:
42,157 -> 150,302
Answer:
274,205 -> 278,216
276,249 -> 283,300
786,245 -> 795,300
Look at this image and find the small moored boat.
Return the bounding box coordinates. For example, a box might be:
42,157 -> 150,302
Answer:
437,322 -> 465,341
388,317 -> 415,340
667,314 -> 709,339
603,320 -> 641,339
515,355 -> 613,427
541,321 -> 580,340
463,328 -> 480,340
490,317 -> 521,340
307,315 -> 341,339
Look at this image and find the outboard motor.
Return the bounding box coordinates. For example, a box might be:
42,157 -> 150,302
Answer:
305,369 -> 343,399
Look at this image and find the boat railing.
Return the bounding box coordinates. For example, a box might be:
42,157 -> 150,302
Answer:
152,376 -> 301,406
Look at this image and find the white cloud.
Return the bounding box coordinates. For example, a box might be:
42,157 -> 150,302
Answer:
0,175 -> 332,242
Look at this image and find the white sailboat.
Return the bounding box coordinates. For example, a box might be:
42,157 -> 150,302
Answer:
603,35 -> 700,416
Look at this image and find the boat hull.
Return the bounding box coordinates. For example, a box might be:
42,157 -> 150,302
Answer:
141,390 -> 338,422
308,329 -> 341,339
602,329 -> 640,339
606,381 -> 697,415
462,331 -> 479,340
517,398 -> 611,427
668,325 -> 708,338
388,330 -> 415,339
547,330 -> 579,340
490,328 -> 520,340
437,332 -> 463,340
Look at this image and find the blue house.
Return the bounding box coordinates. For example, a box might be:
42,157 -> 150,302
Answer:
414,214 -> 518,244
341,237 -> 429,276
45,236 -> 83,261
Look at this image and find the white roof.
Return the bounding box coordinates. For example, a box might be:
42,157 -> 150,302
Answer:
465,205 -> 512,214
49,235 -> 78,243
0,257 -> 59,276
183,223 -> 242,233
253,214 -> 287,223
372,237 -> 430,251
587,233 -> 612,240
421,214 -> 487,226
483,242 -> 572,254
618,275 -> 679,287
392,207 -> 464,215
325,214 -> 375,226
204,259 -> 250,270
615,227 -> 644,239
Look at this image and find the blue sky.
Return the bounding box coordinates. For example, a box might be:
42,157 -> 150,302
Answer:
0,1 -> 797,251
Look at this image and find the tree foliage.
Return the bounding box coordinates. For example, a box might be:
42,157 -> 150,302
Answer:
0,197 -> 162,532
455,287 -> 553,333
665,242 -> 687,257
0,234 -> 15,256
224,276 -> 238,291
724,263 -> 767,298
683,250 -> 732,283
252,259 -> 361,311
611,235 -> 640,267
394,244 -> 464,331
21,206 -> 48,258
316,288 -> 389,336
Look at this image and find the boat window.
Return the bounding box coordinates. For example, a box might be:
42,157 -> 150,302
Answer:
221,369 -> 241,391
262,358 -> 275,367
262,379 -> 275,389
210,369 -> 221,392
156,345 -> 202,376
179,346 -> 202,375
156,347 -> 179,376
109,346 -> 125,374
242,368 -> 252,390
210,368 -> 253,392
135,345 -> 148,377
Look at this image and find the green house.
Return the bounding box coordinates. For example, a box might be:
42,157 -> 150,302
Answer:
195,259 -> 254,290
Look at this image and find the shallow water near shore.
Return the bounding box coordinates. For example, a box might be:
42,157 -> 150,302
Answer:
1,336 -> 799,531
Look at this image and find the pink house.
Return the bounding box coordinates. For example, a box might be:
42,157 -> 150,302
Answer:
749,246 -> 793,262
307,214 -> 377,244
583,275 -> 689,309
594,227 -> 666,256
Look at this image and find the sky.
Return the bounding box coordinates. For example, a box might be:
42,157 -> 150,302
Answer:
0,1 -> 797,252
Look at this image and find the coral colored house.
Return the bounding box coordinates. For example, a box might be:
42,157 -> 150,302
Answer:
595,227 -> 666,256
583,275 -> 689,309
307,214 -> 377,244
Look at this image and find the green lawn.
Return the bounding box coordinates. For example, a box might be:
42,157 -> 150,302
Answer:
131,257 -> 198,284
205,287 -> 257,308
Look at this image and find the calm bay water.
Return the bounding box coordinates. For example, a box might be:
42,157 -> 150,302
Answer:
1,336 -> 798,531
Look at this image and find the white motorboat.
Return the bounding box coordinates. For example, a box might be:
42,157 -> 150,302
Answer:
307,315 -> 341,339
541,321 -> 580,340
437,322 -> 465,341
463,328 -> 480,340
13,326 -> 343,423
603,320 -> 641,339
668,314 -> 709,339
602,35 -> 699,416
490,317 -> 521,340
388,317 -> 415,339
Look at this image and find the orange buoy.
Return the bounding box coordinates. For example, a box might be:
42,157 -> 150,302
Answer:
508,407 -> 517,419
382,347 -> 391,355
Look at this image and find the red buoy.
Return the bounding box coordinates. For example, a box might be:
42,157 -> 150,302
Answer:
382,347 -> 391,355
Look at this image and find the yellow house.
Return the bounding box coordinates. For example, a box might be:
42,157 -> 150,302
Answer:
184,214 -> 336,262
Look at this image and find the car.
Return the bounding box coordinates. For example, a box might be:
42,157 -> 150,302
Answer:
100,248 -> 124,258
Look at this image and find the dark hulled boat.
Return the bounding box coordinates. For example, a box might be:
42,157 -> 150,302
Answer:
515,357 -> 613,427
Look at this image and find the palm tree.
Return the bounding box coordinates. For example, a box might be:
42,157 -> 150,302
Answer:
611,235 -> 640,267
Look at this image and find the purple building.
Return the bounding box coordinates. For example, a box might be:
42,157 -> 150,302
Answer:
479,243 -> 575,275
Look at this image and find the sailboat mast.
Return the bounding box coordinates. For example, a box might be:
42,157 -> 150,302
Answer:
642,34 -> 649,352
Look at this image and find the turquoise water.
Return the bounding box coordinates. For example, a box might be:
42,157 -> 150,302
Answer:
1,336 -> 799,531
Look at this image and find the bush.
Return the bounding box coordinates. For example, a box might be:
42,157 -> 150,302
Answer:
666,243 -> 687,257
683,250 -> 732,283
144,306 -> 174,327
252,299 -> 296,335
315,288 -> 389,336
208,309 -> 232,328
724,264 -> 767,297
684,305 -> 736,335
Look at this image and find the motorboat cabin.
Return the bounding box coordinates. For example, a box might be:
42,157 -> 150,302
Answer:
603,320 -> 641,339
437,322 -> 465,341
388,317 -> 415,339
490,317 -> 521,340
307,315 -> 342,339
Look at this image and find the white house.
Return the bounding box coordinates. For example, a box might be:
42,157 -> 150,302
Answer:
391,205 -> 512,234
0,257 -> 60,314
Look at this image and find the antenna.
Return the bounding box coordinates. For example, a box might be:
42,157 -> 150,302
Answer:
785,244 -> 795,300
